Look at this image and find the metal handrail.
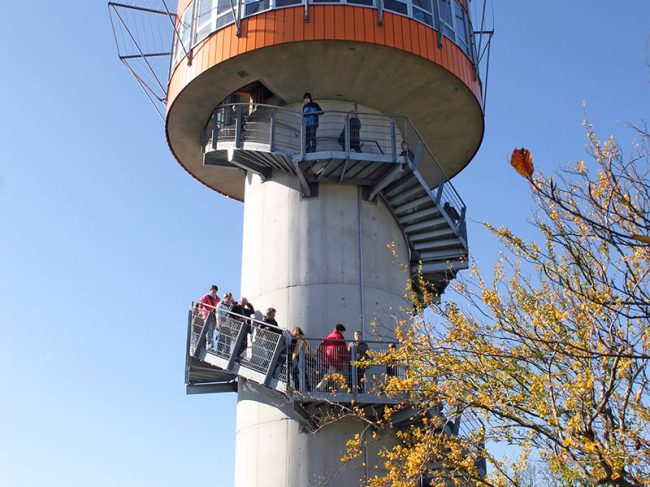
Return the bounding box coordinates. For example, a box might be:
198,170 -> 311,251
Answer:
203,102 -> 466,220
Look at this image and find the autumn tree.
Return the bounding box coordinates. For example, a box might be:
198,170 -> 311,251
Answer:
345,122 -> 650,487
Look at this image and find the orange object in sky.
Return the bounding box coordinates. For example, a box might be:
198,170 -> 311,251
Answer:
511,148 -> 534,178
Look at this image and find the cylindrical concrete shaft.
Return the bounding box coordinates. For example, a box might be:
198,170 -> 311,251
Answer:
235,173 -> 410,486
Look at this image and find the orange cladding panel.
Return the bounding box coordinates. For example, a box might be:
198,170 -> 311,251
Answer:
167,6 -> 482,108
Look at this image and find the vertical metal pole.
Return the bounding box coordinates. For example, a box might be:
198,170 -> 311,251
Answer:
358,187 -> 366,339
235,105 -> 243,149
377,0 -> 383,26
300,117 -> 306,160
299,346 -> 306,394
270,108 -> 276,151
390,119 -> 397,163
211,110 -> 218,151
350,345 -> 358,398
344,112 -> 351,158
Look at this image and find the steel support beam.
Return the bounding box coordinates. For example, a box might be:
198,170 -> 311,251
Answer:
368,163 -> 404,201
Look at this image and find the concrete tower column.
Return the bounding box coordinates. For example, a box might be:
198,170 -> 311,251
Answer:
235,173 -> 410,486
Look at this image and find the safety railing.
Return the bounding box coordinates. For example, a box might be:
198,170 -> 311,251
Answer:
202,102 -> 466,236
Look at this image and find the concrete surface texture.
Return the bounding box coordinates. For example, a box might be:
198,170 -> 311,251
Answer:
235,174 -> 411,486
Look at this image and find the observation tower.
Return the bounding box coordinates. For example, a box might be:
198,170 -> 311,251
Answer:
110,0 -> 491,484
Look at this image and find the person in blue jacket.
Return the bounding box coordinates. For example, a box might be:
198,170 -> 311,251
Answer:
302,92 -> 322,153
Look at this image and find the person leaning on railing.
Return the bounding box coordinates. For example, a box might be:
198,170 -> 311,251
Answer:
230,297 -> 255,359
197,285 -> 220,351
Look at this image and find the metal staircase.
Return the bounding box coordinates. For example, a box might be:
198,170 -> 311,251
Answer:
202,103 -> 469,295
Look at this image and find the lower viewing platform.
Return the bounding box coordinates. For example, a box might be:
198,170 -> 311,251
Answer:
185,300 -> 485,462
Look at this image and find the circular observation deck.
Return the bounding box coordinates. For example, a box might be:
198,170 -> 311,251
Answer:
166,2 -> 484,201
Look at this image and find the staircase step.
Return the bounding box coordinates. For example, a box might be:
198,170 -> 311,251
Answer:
413,238 -> 461,251
409,228 -> 456,242
398,207 -> 440,224
384,175 -> 419,199
418,248 -> 467,261
403,217 -> 447,233
417,260 -> 469,274
393,196 -> 435,215
387,184 -> 427,206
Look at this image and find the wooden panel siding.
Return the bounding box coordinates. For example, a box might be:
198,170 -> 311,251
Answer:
167,6 -> 482,108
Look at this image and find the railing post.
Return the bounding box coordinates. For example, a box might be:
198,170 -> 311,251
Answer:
298,346 -> 306,394
390,118 -> 397,163
211,110 -> 218,151
300,117 -> 306,160
185,309 -> 193,384
377,0 -> 383,26
459,205 -> 467,238
235,105 -> 243,149
226,318 -> 247,370
270,108 -> 276,151
345,112 -> 351,157
350,346 -> 358,399
263,333 -> 284,385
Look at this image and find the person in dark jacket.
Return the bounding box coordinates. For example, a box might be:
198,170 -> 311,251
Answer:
338,112 -> 362,152
349,330 -> 369,392
230,297 -> 255,358
302,92 -> 322,153
399,141 -> 415,163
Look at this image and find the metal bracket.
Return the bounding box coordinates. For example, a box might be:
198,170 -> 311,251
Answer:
294,161 -> 313,197
229,150 -> 272,180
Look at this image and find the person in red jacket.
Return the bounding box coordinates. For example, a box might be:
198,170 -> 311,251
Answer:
197,285 -> 220,351
316,323 -> 350,391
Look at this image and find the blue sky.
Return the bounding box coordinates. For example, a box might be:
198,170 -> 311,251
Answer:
0,2 -> 648,486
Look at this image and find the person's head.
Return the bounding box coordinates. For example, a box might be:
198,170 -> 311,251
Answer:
443,202 -> 451,210
223,292 -> 233,304
401,141 -> 408,151
335,323 -> 346,333
240,297 -> 248,306
388,343 -> 396,350
209,285 -> 218,297
349,111 -> 357,118
266,307 -> 276,318
303,92 -> 312,103
354,330 -> 362,340
291,326 -> 304,337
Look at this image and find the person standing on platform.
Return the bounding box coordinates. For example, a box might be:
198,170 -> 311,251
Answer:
302,92 -> 322,153
316,323 -> 350,391
349,330 -> 369,392
197,285 -> 220,351
216,292 -> 234,355
231,297 -> 255,358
